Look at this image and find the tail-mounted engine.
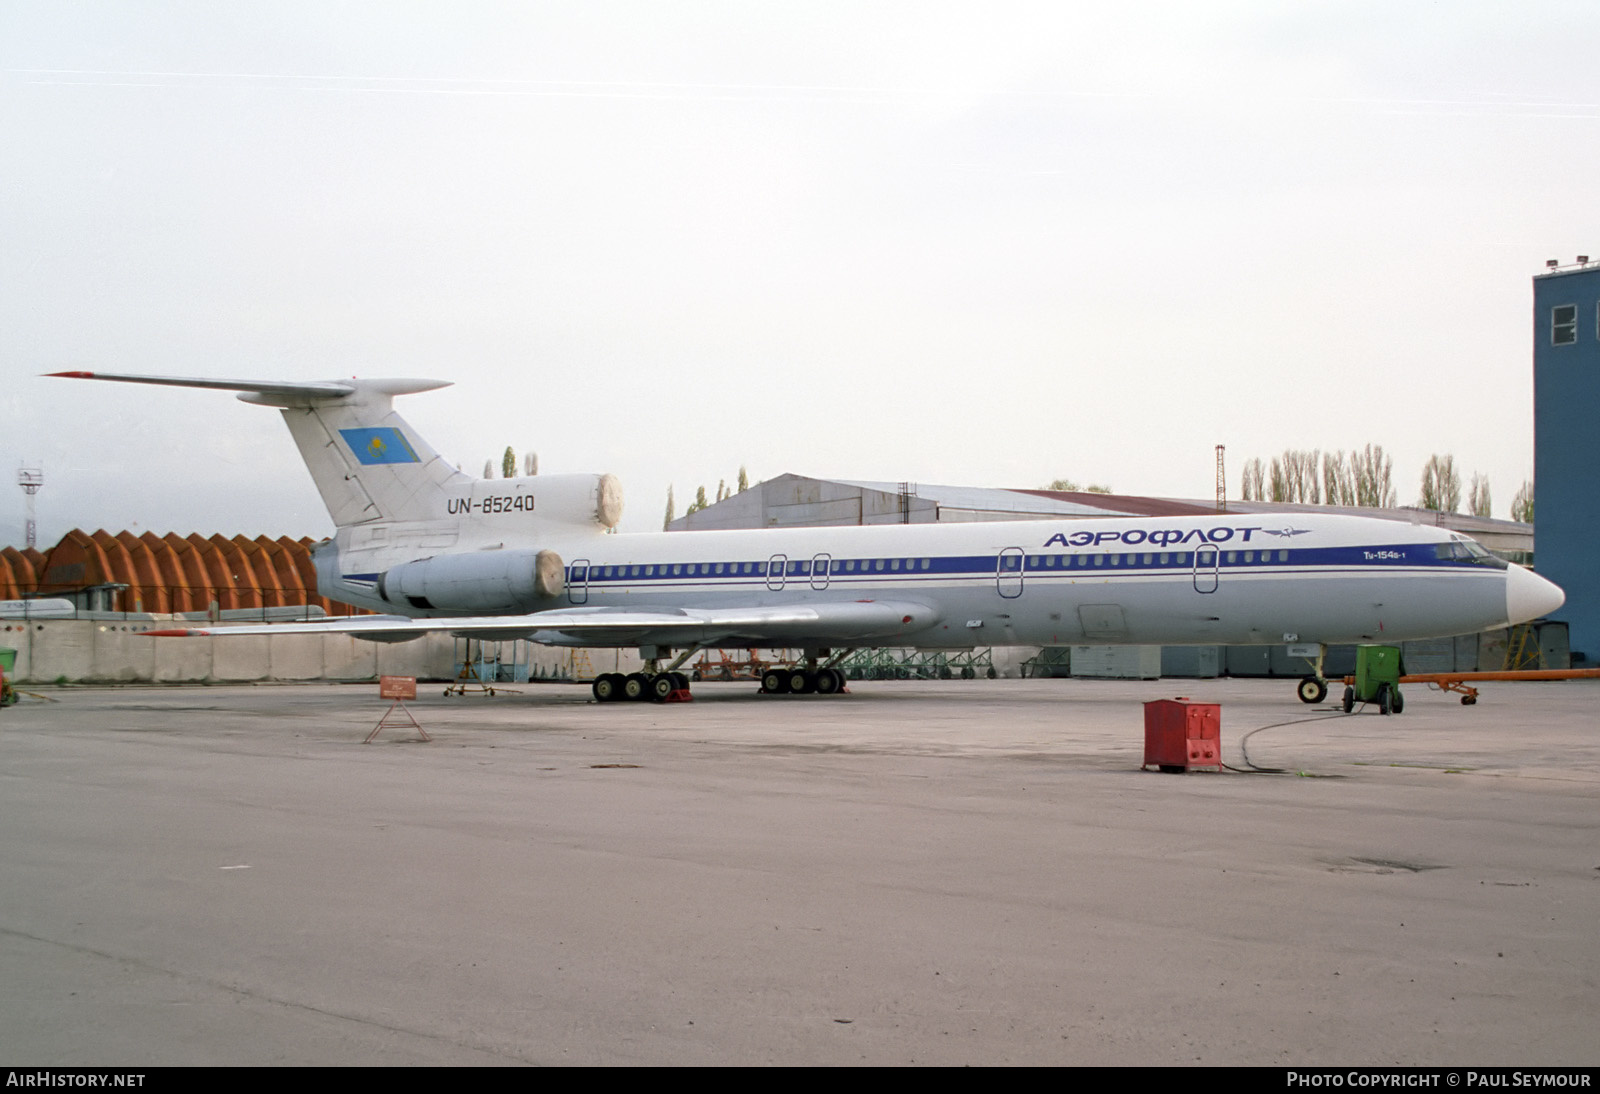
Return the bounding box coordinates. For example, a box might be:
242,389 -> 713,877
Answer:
378,548 -> 564,613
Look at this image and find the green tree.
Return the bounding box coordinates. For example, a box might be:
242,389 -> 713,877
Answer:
1240,458 -> 1265,502
1045,478 -> 1112,494
1244,445 -> 1395,507
1322,452 -> 1354,506
1511,480 -> 1534,524
1420,454 -> 1462,512
686,485 -> 709,515
502,446 -> 516,479
1351,444 -> 1397,507
737,466 -> 749,493
663,485 -> 676,531
1268,449 -> 1321,503
1468,474 -> 1492,518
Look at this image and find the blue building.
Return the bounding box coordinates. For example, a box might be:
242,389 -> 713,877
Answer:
1533,260 -> 1600,665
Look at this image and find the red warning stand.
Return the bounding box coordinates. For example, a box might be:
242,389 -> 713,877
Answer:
1141,697 -> 1221,773
368,675 -> 431,744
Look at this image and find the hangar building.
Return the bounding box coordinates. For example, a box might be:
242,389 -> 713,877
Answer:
1533,259 -> 1600,666
669,473 -> 1532,560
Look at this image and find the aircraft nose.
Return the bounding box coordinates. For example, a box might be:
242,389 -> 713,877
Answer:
1506,564 -> 1565,626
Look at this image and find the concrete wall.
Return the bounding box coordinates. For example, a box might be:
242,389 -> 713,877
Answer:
0,621 -> 653,686
2,621 -> 458,685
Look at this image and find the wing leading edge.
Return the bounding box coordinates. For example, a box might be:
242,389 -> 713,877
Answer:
145,599 -> 939,647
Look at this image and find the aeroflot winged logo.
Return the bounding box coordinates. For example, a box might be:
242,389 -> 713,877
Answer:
339,427 -> 420,465
1042,524 -> 1301,548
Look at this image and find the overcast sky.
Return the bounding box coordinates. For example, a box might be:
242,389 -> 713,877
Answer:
4,1 -> 1598,545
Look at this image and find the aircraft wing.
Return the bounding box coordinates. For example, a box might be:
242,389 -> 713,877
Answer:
144,599 -> 939,647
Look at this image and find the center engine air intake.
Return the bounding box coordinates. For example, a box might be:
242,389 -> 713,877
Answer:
378,548 -> 564,612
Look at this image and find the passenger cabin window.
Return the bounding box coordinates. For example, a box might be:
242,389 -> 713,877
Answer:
1553,304 -> 1578,345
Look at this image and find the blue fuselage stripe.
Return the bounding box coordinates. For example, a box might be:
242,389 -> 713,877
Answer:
343,545 -> 1500,589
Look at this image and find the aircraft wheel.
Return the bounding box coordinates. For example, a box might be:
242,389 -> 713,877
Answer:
1462,695 -> 1477,706
1297,676 -> 1327,705
592,674 -> 621,703
1377,683 -> 1392,715
1342,686 -> 1355,714
623,673 -> 650,702
788,670 -> 814,694
670,671 -> 690,692
650,674 -> 675,701
814,668 -> 841,695
761,669 -> 789,694
1391,688 -> 1404,714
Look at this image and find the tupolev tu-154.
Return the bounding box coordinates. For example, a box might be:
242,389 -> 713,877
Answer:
50,372 -> 1564,704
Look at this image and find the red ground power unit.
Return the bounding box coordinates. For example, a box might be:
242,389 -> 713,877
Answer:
1141,698 -> 1222,773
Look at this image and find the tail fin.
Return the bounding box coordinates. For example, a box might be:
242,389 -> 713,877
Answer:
48,372 -> 470,526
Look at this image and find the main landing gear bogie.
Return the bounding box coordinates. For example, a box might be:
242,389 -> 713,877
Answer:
592,671 -> 691,704
760,667 -> 848,696
592,664 -> 850,702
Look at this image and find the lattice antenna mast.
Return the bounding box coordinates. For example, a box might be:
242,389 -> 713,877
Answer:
17,464 -> 43,549
1215,445 -> 1226,513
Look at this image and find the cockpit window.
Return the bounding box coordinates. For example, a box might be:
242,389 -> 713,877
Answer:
1435,540 -> 1509,569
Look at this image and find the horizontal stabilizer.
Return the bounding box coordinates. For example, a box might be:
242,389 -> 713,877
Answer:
46,371 -> 450,406
49,370 -> 465,525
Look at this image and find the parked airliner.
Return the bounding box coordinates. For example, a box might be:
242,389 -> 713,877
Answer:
51,372 -> 1564,703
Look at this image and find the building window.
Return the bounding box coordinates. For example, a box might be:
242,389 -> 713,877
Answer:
1553,304 -> 1577,345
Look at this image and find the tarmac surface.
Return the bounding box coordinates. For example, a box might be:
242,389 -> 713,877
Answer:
1,676 -> 1597,1066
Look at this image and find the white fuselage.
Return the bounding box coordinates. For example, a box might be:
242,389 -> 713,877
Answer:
318,508 -> 1530,650
52,371 -> 1557,656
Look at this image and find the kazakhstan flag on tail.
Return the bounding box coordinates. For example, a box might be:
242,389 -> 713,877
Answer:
340,427 -> 420,465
